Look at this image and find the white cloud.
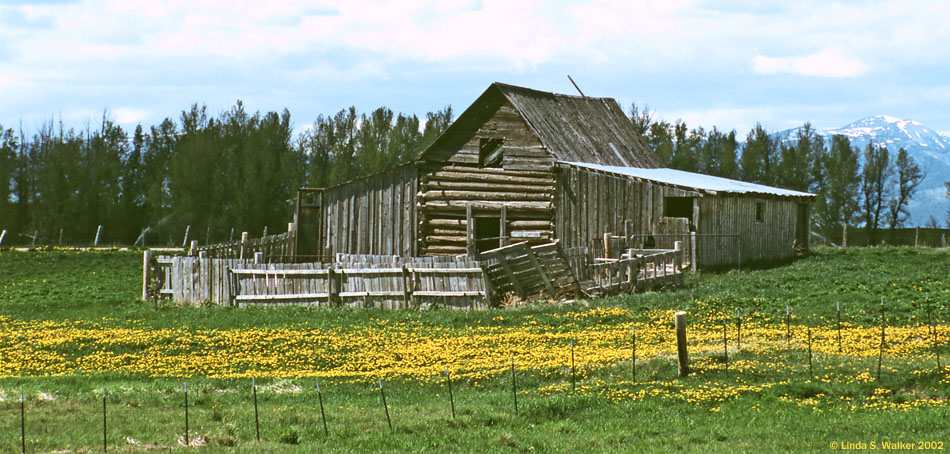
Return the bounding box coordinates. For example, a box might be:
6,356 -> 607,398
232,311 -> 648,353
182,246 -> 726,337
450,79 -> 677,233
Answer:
753,49 -> 865,78
114,108 -> 149,124
3,0 -> 950,134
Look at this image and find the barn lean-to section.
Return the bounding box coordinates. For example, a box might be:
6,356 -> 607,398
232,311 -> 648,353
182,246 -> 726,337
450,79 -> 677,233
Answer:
556,162 -> 813,268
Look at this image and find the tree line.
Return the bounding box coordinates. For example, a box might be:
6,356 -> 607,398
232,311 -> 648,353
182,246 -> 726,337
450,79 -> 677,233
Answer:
632,105 -> 935,245
0,100 -> 943,247
0,102 -> 452,246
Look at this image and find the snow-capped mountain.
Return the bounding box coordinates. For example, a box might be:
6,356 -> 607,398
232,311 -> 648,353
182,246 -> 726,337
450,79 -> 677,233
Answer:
774,115 -> 950,227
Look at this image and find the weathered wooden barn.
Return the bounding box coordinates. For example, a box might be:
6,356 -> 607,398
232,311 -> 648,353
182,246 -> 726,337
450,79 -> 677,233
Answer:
295,82 -> 814,270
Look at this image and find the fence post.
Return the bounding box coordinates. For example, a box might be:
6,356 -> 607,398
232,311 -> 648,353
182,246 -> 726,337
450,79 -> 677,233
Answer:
510,356 -> 518,414
465,204 -> 474,256
103,388 -> 107,452
674,241 -> 683,284
253,378 -> 260,442
189,240 -> 198,257
262,225 -> 268,239
254,252 -> 263,265
199,251 -> 211,302
379,379 -> 393,433
401,264 -> 412,308
878,297 -> 885,382
182,225 -> 191,249
142,250 -> 152,300
631,326 -> 637,382
675,311 -> 690,376
59,228 -> 63,246
21,393 -> 26,454
317,380 -> 328,436
328,267 -> 339,306
735,235 -> 741,270
500,205 -> 509,246
690,232 -> 697,272
240,232 -> 249,260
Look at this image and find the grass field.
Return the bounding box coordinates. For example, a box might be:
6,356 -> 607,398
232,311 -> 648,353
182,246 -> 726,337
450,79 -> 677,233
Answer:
1,247 -> 949,452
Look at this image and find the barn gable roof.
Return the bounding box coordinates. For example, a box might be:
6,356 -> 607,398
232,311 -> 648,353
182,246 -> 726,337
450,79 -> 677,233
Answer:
420,83 -> 663,168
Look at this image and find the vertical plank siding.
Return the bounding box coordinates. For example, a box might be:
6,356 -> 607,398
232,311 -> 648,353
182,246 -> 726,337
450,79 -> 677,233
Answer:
696,196 -> 798,267
298,166 -> 418,259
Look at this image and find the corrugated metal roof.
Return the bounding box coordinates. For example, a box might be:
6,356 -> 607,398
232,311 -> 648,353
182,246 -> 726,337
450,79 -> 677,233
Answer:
495,83 -> 663,168
563,161 -> 815,198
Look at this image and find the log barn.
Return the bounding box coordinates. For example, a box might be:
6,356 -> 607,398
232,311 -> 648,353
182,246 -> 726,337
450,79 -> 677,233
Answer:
295,82 -> 814,269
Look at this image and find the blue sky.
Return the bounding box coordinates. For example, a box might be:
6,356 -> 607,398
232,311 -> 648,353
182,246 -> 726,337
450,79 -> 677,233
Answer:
2,0 -> 950,138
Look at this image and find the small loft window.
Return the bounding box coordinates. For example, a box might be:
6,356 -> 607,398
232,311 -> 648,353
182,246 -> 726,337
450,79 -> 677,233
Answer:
755,201 -> 765,223
664,197 -> 694,218
479,138 -> 504,167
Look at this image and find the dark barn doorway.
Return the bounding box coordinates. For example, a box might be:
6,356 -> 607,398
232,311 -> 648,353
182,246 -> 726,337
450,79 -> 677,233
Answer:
474,216 -> 502,254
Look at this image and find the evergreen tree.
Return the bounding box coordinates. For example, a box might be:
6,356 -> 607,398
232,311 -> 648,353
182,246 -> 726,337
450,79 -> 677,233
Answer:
420,106 -> 453,153
814,135 -> 861,240
0,124 -> 18,236
739,123 -> 778,185
670,121 -> 701,172
646,120 -> 674,167
143,118 -> 177,243
357,107 -> 397,176
390,113 -> 423,165
886,147 -> 924,228
861,143 -> 893,244
777,122 -> 824,192
945,182 -> 950,228
32,121 -> 84,242
700,127 -> 738,178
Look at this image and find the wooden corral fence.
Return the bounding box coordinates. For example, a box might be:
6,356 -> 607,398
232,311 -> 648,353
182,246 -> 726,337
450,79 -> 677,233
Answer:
146,252 -> 488,309
197,229 -> 296,261
229,255 -> 487,309
588,247 -> 685,297
145,254 -> 251,304
479,241 -> 581,302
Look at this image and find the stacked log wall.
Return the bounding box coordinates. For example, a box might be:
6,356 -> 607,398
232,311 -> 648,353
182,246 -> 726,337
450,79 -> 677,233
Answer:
418,102 -> 557,256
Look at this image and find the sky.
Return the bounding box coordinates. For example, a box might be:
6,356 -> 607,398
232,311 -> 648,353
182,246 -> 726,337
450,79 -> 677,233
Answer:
2,0 -> 950,138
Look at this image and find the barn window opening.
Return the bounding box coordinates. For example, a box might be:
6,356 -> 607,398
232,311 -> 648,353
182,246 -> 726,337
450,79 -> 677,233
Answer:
479,138 -> 504,167
664,197 -> 694,218
473,216 -> 502,253
755,201 -> 765,223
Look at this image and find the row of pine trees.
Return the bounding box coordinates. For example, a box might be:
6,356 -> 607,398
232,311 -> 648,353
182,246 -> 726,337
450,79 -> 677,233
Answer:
0,102 -> 451,246
0,100 -> 934,247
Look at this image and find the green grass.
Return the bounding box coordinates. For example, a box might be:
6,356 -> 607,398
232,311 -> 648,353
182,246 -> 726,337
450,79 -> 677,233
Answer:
1,247 -> 949,452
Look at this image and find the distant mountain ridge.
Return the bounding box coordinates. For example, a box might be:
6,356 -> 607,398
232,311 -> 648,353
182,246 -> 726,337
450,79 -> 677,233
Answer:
773,115 -> 950,227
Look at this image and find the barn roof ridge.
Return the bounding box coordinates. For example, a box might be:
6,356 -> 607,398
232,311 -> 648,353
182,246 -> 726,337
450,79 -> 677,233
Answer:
489,81 -> 607,101
419,82 -> 663,168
